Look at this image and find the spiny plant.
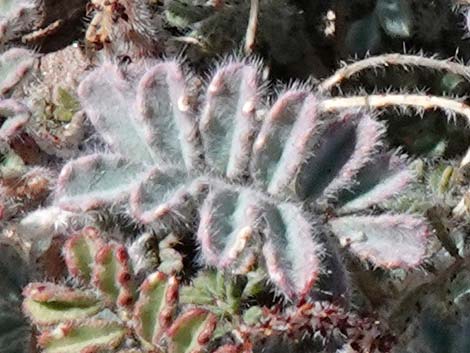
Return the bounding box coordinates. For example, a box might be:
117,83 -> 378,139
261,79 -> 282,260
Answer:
233,302 -> 394,353
51,58 -> 432,302
315,53 -> 470,260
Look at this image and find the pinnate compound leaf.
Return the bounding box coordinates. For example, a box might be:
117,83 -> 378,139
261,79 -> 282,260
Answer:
64,227 -> 101,282
92,241 -> 135,307
78,63 -> 156,164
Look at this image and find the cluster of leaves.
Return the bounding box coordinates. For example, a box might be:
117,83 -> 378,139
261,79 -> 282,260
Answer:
23,227 -> 396,353
23,227 -> 219,353
4,1 -> 470,353
48,57 -> 434,304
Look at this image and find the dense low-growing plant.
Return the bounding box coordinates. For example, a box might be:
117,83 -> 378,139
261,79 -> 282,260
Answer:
3,1 -> 470,353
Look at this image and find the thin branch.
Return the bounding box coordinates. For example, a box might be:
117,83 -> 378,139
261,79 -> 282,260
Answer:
318,94 -> 470,125
22,20 -> 63,44
170,36 -> 205,47
319,54 -> 470,92
244,0 -> 259,55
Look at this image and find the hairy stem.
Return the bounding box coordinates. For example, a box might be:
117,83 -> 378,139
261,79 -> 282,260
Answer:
319,54 -> 470,92
319,94 -> 470,124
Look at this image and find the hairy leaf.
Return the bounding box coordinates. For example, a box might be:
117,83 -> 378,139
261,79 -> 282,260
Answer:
55,154 -> 144,211
329,214 -> 431,268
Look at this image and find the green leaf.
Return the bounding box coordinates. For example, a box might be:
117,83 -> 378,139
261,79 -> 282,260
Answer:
133,272 -> 178,345
93,242 -> 135,307
0,150 -> 25,178
38,321 -> 126,353
242,306 -> 263,325
53,87 -> 80,122
22,283 -> 102,325
242,268 -> 266,299
167,309 -> 217,353
64,227 -> 101,282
